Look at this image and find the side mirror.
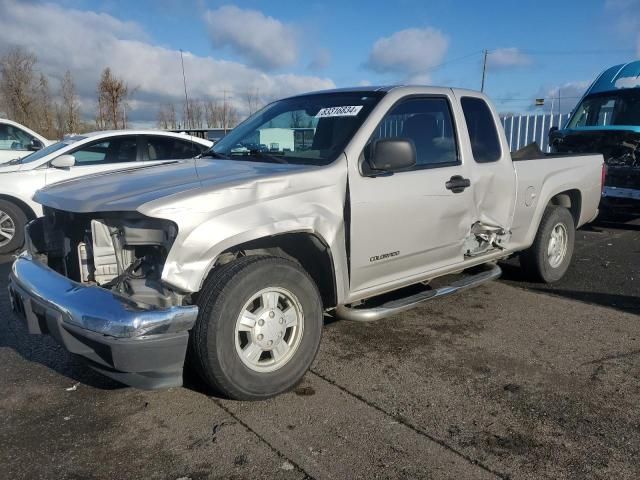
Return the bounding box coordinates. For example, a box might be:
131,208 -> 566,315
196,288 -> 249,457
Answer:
548,126 -> 559,137
28,139 -> 44,151
50,154 -> 76,169
367,138 -> 416,173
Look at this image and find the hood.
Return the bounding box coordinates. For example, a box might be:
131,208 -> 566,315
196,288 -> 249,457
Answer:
0,162 -> 23,173
34,159 -> 313,213
551,129 -> 640,168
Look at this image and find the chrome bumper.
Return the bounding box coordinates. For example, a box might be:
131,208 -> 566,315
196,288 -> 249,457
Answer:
9,253 -> 198,338
8,253 -> 199,389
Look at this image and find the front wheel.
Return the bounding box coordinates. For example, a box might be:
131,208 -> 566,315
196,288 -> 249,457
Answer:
190,255 -> 323,400
520,206 -> 575,283
0,199 -> 27,254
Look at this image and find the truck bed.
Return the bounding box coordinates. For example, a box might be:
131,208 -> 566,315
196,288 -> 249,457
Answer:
508,151 -> 603,251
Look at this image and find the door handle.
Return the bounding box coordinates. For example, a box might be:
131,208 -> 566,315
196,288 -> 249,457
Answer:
445,175 -> 471,193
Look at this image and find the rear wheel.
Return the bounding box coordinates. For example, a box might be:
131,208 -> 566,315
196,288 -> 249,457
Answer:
0,200 -> 27,254
190,255 -> 323,400
520,206 -> 575,283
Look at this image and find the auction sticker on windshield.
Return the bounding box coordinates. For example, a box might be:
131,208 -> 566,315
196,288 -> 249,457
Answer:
315,106 -> 363,118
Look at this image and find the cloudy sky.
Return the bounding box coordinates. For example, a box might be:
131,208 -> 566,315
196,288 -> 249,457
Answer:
1,0 -> 639,125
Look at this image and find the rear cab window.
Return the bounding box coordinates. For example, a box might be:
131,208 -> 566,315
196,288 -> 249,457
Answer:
460,97 -> 502,163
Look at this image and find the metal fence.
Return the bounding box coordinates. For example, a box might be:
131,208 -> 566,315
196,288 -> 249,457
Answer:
500,113 -> 571,153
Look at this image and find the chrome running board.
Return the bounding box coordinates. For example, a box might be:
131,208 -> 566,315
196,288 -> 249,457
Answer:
336,264 -> 502,322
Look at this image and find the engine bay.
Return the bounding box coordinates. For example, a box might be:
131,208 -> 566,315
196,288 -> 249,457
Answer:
27,209 -> 184,308
551,129 -> 640,168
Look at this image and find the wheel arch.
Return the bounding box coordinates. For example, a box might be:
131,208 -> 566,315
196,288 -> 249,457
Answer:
0,194 -> 38,222
209,231 -> 338,309
547,189 -> 581,227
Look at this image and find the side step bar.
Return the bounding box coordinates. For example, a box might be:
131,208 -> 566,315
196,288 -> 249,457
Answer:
336,264 -> 502,322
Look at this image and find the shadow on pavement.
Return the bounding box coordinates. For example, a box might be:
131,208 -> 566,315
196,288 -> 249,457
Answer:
500,260 -> 640,317
0,259 -> 124,390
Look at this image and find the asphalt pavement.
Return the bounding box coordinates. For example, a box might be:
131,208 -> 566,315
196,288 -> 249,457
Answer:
1,217 -> 639,479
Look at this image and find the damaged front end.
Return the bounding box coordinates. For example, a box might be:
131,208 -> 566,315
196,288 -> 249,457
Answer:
29,208 -> 186,309
8,209 -> 198,389
551,129 -> 640,208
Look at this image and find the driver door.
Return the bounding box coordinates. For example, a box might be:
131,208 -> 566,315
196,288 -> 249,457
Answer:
348,95 -> 474,294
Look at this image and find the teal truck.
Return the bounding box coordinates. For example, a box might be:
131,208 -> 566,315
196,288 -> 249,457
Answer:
550,61 -> 640,211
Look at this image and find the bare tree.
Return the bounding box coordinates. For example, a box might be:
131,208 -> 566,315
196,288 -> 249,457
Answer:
245,88 -> 262,116
202,94 -> 241,130
204,99 -> 220,128
35,73 -> 56,138
0,47 -> 37,126
96,67 -> 129,130
220,90 -> 240,131
60,70 -> 80,134
183,98 -> 204,129
226,104 -> 239,129
157,103 -> 177,129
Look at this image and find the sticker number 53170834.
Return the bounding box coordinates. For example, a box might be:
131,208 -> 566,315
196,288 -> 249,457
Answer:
315,106 -> 363,118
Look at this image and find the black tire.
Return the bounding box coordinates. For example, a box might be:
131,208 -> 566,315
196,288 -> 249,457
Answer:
190,255 -> 323,400
0,199 -> 27,254
520,206 -> 575,283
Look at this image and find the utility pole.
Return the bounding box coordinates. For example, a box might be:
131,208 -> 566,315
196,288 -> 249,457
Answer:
180,49 -> 190,129
481,49 -> 488,92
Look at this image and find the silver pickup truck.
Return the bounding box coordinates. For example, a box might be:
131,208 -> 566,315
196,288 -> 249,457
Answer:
8,86 -> 603,400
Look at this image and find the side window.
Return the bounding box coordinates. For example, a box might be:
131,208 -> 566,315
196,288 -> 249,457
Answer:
371,97 -> 458,168
145,137 -> 203,160
173,139 -> 205,158
70,137 -> 138,165
460,97 -> 502,163
0,124 -> 35,151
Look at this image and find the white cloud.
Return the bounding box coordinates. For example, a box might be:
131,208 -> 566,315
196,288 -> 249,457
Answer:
0,0 -> 334,124
204,5 -> 298,70
487,48 -> 532,69
366,27 -> 448,75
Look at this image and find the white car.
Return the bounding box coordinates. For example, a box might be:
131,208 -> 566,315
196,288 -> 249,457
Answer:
0,119 -> 52,163
0,130 -> 212,253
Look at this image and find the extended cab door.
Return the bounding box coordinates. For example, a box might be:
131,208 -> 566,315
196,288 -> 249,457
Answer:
348,95 -> 475,294
456,94 -> 516,236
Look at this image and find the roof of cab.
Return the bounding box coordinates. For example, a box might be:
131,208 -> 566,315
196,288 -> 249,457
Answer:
589,61 -> 640,94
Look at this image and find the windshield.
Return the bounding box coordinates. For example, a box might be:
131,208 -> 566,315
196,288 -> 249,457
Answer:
209,92 -> 384,166
568,89 -> 640,129
18,135 -> 88,164
18,141 -> 69,163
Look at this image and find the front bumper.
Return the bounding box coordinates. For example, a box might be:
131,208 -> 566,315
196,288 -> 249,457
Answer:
8,253 -> 199,389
